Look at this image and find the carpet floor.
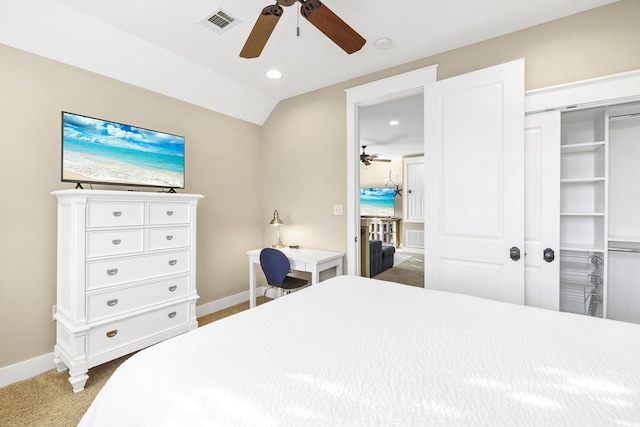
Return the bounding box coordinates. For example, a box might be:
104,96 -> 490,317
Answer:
0,300 -> 254,427
372,252 -> 424,287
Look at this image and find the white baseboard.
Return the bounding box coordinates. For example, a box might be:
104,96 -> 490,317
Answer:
0,287 -> 266,389
0,352 -> 56,389
195,286 -> 267,317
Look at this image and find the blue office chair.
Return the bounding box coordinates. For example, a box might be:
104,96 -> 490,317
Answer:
259,248 -> 309,304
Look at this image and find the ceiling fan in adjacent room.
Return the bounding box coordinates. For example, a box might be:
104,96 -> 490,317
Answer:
240,0 -> 366,59
360,146 -> 391,166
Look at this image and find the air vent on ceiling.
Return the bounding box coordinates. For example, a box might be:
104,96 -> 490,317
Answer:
200,7 -> 240,34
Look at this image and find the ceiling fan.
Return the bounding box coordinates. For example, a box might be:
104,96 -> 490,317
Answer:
360,146 -> 391,166
240,0 -> 366,59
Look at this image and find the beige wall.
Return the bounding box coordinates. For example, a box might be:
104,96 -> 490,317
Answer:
262,0 -> 640,272
0,45 -> 263,368
2,0 -> 640,371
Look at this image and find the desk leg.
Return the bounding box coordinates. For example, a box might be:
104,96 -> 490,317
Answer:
311,268 -> 320,286
249,260 -> 257,309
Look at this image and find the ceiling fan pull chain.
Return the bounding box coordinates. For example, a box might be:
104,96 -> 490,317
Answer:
297,6 -> 300,36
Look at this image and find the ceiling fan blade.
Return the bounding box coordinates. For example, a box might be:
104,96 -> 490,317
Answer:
300,0 -> 365,54
371,158 -> 392,162
240,4 -> 283,59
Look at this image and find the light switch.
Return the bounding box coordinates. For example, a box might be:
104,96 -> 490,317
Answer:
333,204 -> 343,215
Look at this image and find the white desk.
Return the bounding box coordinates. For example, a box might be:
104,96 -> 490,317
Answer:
247,247 -> 344,308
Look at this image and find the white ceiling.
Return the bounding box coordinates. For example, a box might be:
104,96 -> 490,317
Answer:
0,0 -> 619,125
359,93 -> 424,159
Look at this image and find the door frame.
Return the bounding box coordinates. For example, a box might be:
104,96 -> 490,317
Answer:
345,65 -> 438,275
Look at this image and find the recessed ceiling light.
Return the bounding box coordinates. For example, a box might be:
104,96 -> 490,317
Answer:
389,120 -> 399,126
266,69 -> 282,79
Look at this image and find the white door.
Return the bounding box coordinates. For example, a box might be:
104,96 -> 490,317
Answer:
524,112 -> 561,310
403,156 -> 425,223
424,59 -> 525,304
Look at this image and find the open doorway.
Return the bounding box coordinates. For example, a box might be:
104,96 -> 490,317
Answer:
345,65 -> 437,280
357,94 -> 424,287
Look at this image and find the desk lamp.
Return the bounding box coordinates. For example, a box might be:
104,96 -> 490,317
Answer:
270,210 -> 285,248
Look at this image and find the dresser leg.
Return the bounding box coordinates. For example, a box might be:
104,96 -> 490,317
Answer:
68,369 -> 89,393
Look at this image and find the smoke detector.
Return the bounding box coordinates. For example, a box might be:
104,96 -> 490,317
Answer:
375,38 -> 392,50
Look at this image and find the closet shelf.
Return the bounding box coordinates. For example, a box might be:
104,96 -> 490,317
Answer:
560,141 -> 606,153
609,235 -> 640,244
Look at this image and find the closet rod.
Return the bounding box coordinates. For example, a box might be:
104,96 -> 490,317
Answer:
610,112 -> 640,122
609,247 -> 640,253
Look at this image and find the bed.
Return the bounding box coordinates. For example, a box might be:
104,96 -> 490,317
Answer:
80,275 -> 640,426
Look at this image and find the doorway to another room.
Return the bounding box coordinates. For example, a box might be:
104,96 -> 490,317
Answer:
357,93 -> 424,288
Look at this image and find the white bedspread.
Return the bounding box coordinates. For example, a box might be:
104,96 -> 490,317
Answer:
80,276 -> 640,426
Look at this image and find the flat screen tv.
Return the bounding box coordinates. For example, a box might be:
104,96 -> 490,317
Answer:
360,187 -> 395,217
61,112 -> 185,190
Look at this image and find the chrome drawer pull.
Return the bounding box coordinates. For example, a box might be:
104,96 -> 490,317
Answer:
168,259 -> 177,266
107,299 -> 118,307
166,211 -> 174,216
168,312 -> 177,318
166,235 -> 173,240
112,211 -> 122,217
168,285 -> 177,292
106,330 -> 118,338
106,268 -> 118,276
112,239 -> 122,245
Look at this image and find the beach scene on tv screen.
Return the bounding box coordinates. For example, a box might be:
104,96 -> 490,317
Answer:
62,113 -> 185,188
360,187 -> 395,217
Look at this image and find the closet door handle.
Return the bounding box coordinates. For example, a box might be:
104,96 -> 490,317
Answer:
510,247 -> 521,261
543,248 -> 555,263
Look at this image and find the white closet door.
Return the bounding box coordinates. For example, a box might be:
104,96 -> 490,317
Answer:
424,59 -> 525,304
524,112 -> 561,310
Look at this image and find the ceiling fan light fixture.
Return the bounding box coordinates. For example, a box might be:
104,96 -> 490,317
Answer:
241,0 -> 365,58
266,69 -> 282,79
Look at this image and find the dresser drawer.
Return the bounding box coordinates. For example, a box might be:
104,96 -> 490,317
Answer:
87,202 -> 145,228
147,227 -> 190,250
86,250 -> 190,291
86,229 -> 144,258
86,275 -> 190,323
148,202 -> 190,225
86,303 -> 189,359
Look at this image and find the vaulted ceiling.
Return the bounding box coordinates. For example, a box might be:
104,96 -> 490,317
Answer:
0,0 -> 619,124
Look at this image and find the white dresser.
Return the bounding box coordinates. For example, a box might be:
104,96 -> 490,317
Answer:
51,189 -> 203,392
